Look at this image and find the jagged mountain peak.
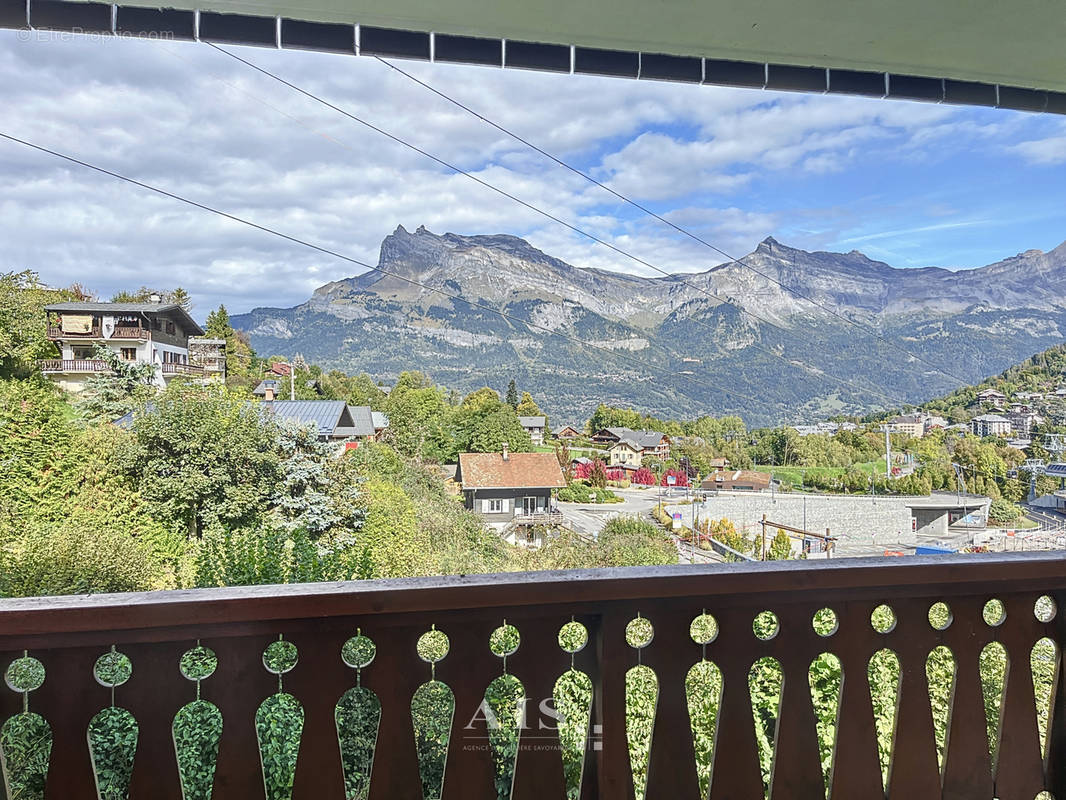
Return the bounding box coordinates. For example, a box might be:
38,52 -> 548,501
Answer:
233,227 -> 1066,424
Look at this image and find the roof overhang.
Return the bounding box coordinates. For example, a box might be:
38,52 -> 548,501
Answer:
3,0 -> 1064,113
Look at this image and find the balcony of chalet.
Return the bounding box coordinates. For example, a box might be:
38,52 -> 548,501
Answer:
0,553 -> 1064,799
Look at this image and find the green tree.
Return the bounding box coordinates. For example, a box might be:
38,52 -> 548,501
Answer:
384,384 -> 453,462
272,422 -> 364,536
505,378 -> 518,408
0,270 -> 82,378
75,344 -> 157,423
767,529 -> 793,560
123,386 -> 282,537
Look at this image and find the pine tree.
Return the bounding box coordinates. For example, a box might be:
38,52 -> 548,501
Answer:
505,378 -> 518,408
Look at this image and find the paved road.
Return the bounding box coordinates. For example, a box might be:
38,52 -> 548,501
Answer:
556,487 -> 665,537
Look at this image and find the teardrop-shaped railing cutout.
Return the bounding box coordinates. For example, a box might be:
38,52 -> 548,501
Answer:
979,641 -> 1008,768
1,713 -> 52,800
686,660 -> 722,798
257,639 -> 304,800
625,665 -> 658,800
484,673 -> 524,800
1031,637 -> 1058,761
88,649 -> 137,800
925,645 -> 956,774
173,701 -> 223,800
336,686 -> 381,800
88,707 -> 139,800
749,656 -> 783,799
411,681 -> 454,800
2,655 -> 50,800
553,668 -> 592,800
809,652 -> 843,797
173,644 -> 222,800
868,648 -> 900,791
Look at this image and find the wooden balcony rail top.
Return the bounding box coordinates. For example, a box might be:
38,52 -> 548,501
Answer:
36,358 -> 111,373
47,325 -> 146,339
1,553 -> 1064,800
161,362 -> 204,375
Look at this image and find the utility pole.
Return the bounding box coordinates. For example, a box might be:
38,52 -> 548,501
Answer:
884,427 -> 892,479
290,365 -> 295,401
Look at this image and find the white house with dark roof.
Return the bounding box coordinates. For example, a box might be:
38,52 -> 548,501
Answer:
518,415 -> 547,446
40,301 -> 205,392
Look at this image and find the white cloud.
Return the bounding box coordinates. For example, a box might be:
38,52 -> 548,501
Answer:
0,31 -> 1061,318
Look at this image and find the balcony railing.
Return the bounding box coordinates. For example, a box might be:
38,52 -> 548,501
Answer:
47,325 -> 147,339
36,358 -> 111,373
513,511 -> 567,526
0,554 -> 1064,799
47,325 -> 101,338
161,362 -> 204,375
110,326 -> 148,340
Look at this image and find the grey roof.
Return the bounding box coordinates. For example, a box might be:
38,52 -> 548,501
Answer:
973,414 -> 1010,423
346,405 -> 377,437
519,416 -> 546,427
614,428 -> 668,450
252,379 -> 280,396
267,400 -> 354,438
45,302 -> 205,336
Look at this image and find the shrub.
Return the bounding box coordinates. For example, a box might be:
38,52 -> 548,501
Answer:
988,498 -> 1024,524
0,520 -> 157,597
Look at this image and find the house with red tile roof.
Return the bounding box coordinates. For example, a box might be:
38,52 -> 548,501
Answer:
457,445 -> 566,524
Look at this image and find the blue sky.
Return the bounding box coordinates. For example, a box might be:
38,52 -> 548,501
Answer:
0,30 -> 1063,318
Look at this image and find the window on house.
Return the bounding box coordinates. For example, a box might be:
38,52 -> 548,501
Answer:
165,322 -> 175,335
120,348 -> 136,361
487,499 -> 503,513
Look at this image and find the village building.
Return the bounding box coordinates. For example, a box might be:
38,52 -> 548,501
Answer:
976,388 -> 1007,408
700,469 -> 773,492
457,446 -> 566,527
552,424 -> 582,440
1008,410 -> 1044,439
970,414 -> 1012,438
608,440 -> 643,468
519,415 -> 547,446
924,415 -> 949,433
591,427 -> 670,459
39,301 -> 205,392
187,337 -> 226,379
886,414 -> 925,438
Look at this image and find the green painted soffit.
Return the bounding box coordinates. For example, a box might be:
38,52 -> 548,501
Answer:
119,0 -> 1066,93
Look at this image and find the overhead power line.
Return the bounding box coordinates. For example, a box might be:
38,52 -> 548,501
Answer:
0,129 -> 761,407
371,54 -> 974,389
204,43 -> 912,409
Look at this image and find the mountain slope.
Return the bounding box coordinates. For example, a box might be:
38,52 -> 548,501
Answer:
232,226 -> 1066,425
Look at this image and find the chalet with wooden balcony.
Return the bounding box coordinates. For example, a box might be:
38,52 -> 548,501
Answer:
39,302 -> 205,392
457,445 -> 567,526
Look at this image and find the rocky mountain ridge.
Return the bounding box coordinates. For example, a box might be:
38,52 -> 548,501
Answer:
232,226 -> 1066,425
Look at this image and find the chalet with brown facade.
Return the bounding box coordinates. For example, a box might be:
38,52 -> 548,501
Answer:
40,302 -> 205,392
552,425 -> 582,440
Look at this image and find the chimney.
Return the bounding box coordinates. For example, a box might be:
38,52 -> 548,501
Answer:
149,293 -> 162,304
263,379 -> 277,403
502,443 -> 509,461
